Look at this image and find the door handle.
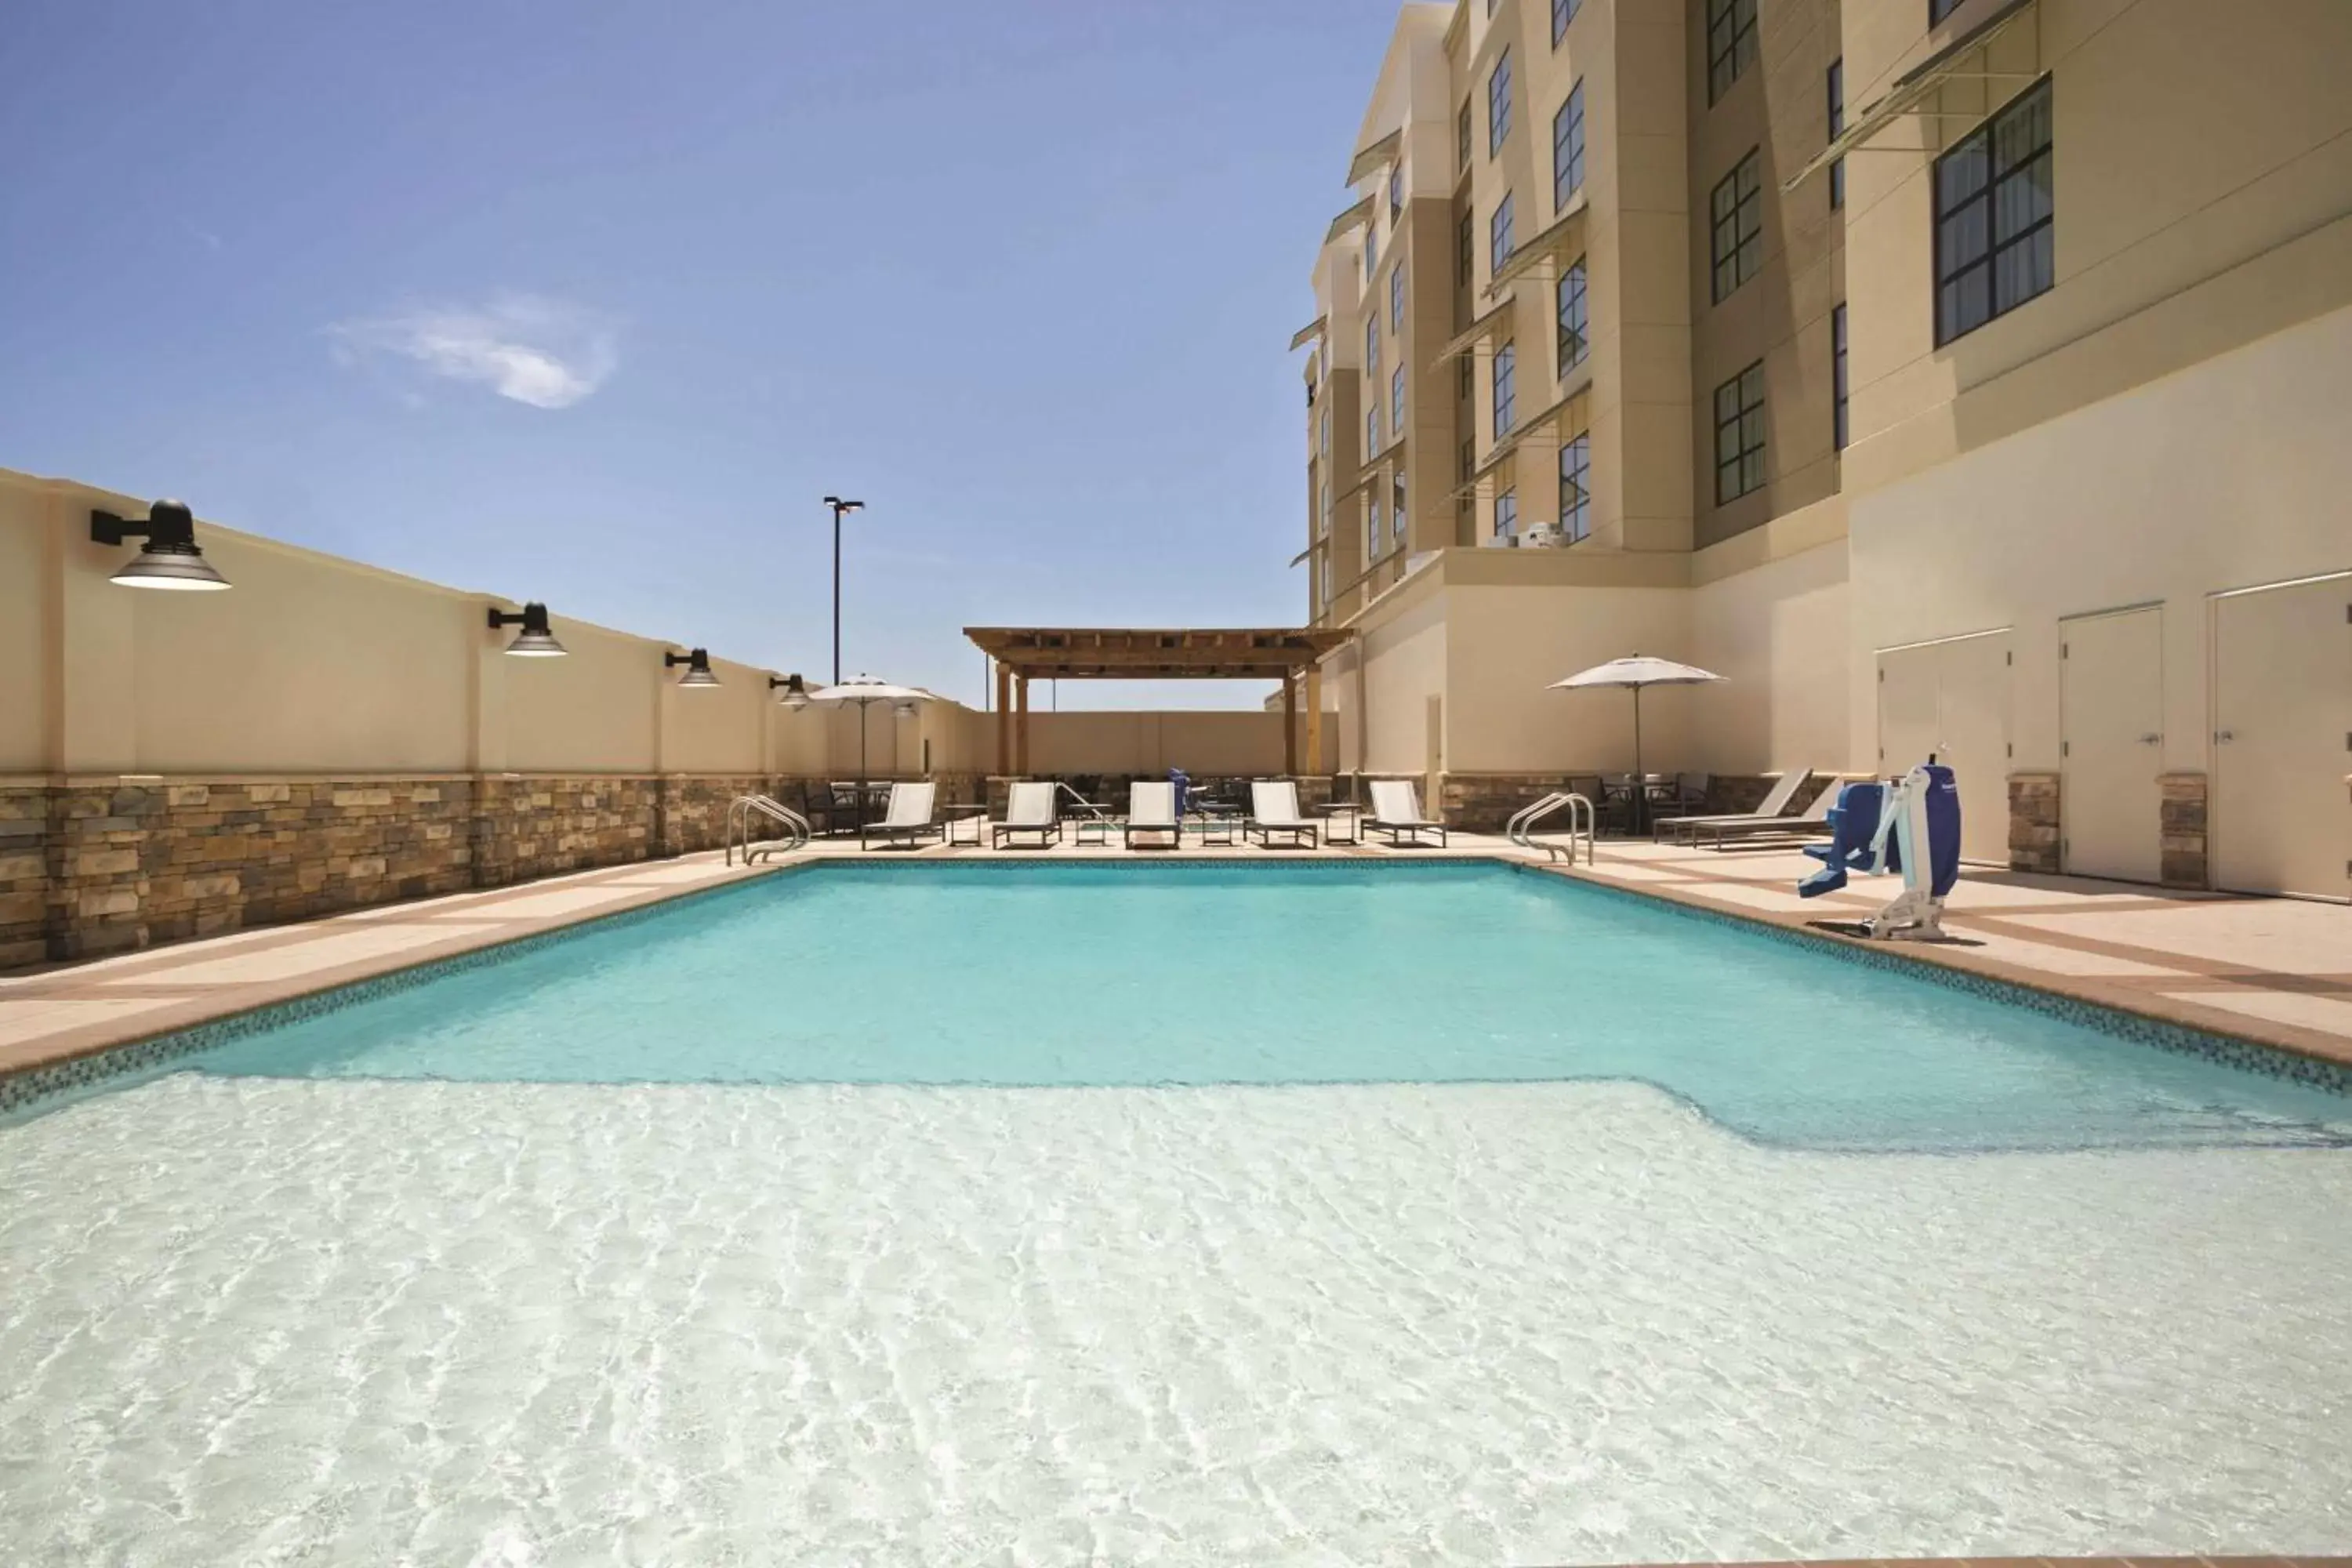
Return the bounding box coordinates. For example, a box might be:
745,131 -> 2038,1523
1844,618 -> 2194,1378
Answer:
2138,733 -> 2161,745
2214,729 -> 2236,743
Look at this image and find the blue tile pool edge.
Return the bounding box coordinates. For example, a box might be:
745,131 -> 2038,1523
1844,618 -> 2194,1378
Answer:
3,854 -> 2344,1123
1515,861 -> 2352,1098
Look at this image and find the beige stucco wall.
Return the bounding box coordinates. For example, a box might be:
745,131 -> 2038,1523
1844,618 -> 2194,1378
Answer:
1026,712 -> 1286,777
1689,501 -> 1851,777
0,483 -> 49,773
1443,580 -> 1693,774
1848,299 -> 2352,781
496,615 -> 662,775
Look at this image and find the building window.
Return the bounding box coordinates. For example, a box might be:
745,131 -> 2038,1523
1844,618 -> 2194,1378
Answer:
1488,49 -> 1512,156
1366,314 -> 1381,379
1493,341 -> 1517,436
1709,149 -> 1763,303
1460,439 -> 1475,483
1392,365 -> 1406,437
1390,262 -> 1406,332
1388,165 -> 1404,223
1930,0 -> 1964,22
1552,0 -> 1580,47
1558,432 -> 1591,543
1713,361 -> 1766,504
1367,402 -> 1381,456
1832,303 -> 1849,452
1490,191 -> 1516,278
1827,60 -> 1846,210
1319,480 -> 1330,535
1319,553 -> 1330,612
1457,209 -> 1474,285
1552,81 -> 1585,212
1364,223 -> 1377,283
1556,255 -> 1588,372
1459,355 -> 1473,399
1494,488 -> 1519,544
1319,408 -> 1330,459
1935,78 -> 2054,344
1707,0 -> 1758,104
1392,472 -> 1409,547
1368,493 -> 1383,561
1457,100 -> 1472,171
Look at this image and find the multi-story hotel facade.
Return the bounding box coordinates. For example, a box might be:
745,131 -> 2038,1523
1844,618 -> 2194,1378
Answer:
1295,0 -> 2352,898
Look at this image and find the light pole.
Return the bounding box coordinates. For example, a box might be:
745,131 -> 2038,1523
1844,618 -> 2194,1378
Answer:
822,495 -> 864,684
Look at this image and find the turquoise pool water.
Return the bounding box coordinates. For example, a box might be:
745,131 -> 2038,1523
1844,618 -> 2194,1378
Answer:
196,862 -> 2350,1152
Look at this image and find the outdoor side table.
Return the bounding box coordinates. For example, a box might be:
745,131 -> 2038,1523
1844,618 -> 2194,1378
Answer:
1189,810 -> 1240,847
1073,816 -> 1116,847
1317,802 -> 1363,846
945,807 -> 988,848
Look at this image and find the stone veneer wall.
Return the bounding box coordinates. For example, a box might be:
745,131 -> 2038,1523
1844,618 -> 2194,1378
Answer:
2159,771 -> 2209,889
2009,771 -> 2062,874
0,772 -> 804,968
1433,772 -> 1785,834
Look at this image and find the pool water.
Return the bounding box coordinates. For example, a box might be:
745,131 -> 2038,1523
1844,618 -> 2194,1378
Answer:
195,861 -> 2350,1153
5,862 -> 2351,1566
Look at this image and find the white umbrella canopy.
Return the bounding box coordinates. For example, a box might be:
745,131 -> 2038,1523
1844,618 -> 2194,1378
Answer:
1548,655 -> 1725,691
1548,654 -> 1725,831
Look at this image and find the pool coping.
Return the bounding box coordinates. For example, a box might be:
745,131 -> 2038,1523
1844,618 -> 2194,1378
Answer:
2,846 -> 2347,1121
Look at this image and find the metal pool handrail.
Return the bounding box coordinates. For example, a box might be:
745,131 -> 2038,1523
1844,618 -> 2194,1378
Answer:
728,795 -> 811,865
1508,792 -> 1595,866
1052,782 -> 1114,822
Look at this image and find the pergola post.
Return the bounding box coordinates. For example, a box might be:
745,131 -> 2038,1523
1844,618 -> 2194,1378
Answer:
1304,663 -> 1323,775
995,660 -> 1011,775
1281,669 -> 1298,777
1014,674 -> 1030,775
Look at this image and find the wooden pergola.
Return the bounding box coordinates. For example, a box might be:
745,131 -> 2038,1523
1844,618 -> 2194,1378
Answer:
964,626 -> 1354,777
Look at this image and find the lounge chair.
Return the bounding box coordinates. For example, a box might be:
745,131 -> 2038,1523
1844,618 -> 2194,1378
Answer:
1245,780 -> 1319,848
1689,777 -> 1838,849
1122,780 -> 1181,849
1367,779 -> 1448,847
1652,768 -> 1813,844
992,780 -> 1062,849
862,781 -> 942,850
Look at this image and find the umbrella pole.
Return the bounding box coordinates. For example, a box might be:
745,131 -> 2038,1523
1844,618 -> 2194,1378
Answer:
1631,684 -> 1645,837
858,700 -> 871,837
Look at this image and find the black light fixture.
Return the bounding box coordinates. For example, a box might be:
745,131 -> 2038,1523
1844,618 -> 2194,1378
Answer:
769,672 -> 810,710
487,601 -> 568,657
666,648 -> 720,688
89,500 -> 230,590
822,495 -> 864,684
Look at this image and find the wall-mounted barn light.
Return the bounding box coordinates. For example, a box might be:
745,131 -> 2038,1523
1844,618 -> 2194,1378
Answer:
769,673 -> 810,710
487,601 -> 567,657
89,500 -> 230,590
666,648 -> 719,688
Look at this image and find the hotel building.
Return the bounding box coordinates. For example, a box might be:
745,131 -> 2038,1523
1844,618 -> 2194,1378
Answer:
1294,0 -> 2352,898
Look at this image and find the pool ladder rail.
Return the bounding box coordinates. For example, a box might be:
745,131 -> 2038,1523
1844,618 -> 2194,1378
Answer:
726,795 -> 812,866
1508,792 -> 1595,866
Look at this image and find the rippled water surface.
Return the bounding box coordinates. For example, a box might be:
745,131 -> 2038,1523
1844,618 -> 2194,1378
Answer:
7,865 -> 2351,1564
4,1078 -> 2350,1566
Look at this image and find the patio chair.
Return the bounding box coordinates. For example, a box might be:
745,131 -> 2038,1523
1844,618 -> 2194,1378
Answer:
1245,780 -> 1319,848
1366,779 -> 1448,848
992,780 -> 1062,849
1652,768 -> 1814,844
1122,780 -> 1181,850
1688,776 -> 1838,849
861,781 -> 942,850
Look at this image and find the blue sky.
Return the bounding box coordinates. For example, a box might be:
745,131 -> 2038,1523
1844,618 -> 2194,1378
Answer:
0,1 -> 1394,709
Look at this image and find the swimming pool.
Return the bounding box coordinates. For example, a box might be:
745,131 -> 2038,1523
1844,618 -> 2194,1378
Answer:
3,862 -> 2350,1564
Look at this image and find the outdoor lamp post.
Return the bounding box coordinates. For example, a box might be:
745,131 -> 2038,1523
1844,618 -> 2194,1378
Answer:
89,500 -> 230,590
822,495 -> 863,684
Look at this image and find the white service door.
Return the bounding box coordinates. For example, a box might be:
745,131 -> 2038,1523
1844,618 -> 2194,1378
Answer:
2213,576 -> 2352,898
2061,607 -> 2165,883
1878,631 -> 2012,863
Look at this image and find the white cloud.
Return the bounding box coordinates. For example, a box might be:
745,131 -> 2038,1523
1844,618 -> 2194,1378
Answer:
328,295 -> 618,409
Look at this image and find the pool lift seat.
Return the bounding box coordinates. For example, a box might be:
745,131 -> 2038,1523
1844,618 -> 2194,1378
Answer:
1796,761 -> 1961,941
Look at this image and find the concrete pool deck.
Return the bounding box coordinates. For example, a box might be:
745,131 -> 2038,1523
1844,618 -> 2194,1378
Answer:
2,828 -> 2348,1086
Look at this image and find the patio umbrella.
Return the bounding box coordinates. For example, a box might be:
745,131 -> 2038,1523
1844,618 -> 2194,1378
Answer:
810,676 -> 930,831
1548,655 -> 1724,832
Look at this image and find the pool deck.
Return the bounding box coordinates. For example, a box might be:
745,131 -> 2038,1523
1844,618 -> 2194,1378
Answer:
2,827 -> 2348,1084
